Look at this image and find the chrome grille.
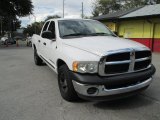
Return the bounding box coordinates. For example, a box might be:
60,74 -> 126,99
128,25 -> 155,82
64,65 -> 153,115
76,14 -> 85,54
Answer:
98,48 -> 152,76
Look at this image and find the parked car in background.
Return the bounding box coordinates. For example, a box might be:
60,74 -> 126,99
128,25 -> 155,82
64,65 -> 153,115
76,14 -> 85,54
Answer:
0,33 -> 16,45
0,36 -> 8,44
0,34 -> 16,45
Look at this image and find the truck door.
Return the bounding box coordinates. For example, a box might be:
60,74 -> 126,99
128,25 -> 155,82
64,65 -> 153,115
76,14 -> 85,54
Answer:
45,21 -> 57,69
39,21 -> 50,59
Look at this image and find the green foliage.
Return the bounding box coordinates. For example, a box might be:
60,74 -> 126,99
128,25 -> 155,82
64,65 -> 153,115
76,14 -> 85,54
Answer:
155,0 -> 160,3
24,15 -> 61,36
0,0 -> 33,17
23,21 -> 44,36
123,0 -> 148,10
0,16 -> 21,36
44,15 -> 61,22
0,0 -> 33,36
92,0 -> 122,17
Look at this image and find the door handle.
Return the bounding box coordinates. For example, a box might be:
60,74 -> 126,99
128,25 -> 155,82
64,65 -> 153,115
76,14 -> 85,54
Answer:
43,42 -> 46,46
38,40 -> 41,43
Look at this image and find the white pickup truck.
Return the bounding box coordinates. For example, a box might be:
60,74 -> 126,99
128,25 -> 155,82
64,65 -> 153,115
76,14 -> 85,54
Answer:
32,18 -> 156,102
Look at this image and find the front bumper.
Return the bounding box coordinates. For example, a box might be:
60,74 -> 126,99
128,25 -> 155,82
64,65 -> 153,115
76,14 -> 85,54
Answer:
71,65 -> 156,101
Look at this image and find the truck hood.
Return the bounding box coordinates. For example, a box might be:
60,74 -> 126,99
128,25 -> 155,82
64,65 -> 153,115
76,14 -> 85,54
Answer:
63,36 -> 147,56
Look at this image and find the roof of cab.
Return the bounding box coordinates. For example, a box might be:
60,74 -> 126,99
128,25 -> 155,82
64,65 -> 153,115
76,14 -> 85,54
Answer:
47,18 -> 94,22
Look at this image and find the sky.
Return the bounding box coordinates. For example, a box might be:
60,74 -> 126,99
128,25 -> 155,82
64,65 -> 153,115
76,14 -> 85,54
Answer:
20,0 -> 93,27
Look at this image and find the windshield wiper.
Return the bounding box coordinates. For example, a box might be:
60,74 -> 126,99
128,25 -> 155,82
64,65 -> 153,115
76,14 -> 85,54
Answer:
62,33 -> 88,37
89,32 -> 116,37
62,33 -> 117,38
89,32 -> 117,37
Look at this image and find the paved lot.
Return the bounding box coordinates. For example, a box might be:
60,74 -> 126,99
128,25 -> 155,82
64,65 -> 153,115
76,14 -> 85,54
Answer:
0,47 -> 160,120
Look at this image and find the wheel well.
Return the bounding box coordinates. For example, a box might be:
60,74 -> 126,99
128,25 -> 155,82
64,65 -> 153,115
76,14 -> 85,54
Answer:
57,59 -> 66,69
33,44 -> 36,50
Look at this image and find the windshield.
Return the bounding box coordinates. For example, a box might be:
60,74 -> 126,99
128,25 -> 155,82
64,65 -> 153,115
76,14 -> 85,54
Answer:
58,20 -> 115,38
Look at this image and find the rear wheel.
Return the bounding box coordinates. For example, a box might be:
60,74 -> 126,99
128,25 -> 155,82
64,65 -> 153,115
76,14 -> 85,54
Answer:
58,64 -> 80,102
34,48 -> 43,65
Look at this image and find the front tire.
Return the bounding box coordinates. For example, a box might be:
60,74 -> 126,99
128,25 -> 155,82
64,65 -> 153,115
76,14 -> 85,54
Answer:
34,48 -> 43,66
58,64 -> 80,102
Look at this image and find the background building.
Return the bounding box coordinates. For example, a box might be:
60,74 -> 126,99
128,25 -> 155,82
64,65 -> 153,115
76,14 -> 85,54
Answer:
93,4 -> 160,52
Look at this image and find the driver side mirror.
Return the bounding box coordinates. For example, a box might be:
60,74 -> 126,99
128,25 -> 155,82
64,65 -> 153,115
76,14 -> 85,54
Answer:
113,32 -> 118,36
42,31 -> 55,40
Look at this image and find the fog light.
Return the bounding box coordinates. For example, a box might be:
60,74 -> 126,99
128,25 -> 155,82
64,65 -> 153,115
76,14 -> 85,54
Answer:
87,87 -> 98,95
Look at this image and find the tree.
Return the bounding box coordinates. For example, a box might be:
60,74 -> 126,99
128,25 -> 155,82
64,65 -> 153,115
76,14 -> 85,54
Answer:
0,0 -> 33,36
44,15 -> 61,22
0,16 -> 21,36
156,0 -> 160,3
23,15 -> 61,36
122,0 -> 160,10
0,0 -> 33,17
92,0 -> 122,17
92,0 -> 160,17
23,21 -> 44,36
122,0 -> 147,10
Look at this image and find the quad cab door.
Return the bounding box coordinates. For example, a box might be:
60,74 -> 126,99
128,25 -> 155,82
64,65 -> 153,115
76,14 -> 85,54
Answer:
40,20 -> 57,70
38,21 -> 50,58
45,21 -> 57,70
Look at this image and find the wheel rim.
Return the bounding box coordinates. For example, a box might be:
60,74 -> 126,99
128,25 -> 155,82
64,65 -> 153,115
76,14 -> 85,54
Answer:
59,73 -> 68,93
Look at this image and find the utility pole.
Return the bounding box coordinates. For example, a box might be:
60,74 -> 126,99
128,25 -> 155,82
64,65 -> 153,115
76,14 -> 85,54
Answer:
0,17 -> 2,35
32,14 -> 37,34
63,0 -> 65,18
82,2 -> 84,19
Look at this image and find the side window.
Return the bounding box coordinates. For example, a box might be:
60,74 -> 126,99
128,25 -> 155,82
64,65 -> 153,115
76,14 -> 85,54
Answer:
42,22 -> 50,32
48,21 -> 56,37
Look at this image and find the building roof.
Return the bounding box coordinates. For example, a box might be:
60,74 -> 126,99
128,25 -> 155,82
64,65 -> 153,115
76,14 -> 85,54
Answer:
121,4 -> 160,18
93,7 -> 142,20
93,4 -> 160,20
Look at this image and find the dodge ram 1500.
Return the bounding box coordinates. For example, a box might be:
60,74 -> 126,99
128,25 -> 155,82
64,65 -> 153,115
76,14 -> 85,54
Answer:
32,18 -> 156,102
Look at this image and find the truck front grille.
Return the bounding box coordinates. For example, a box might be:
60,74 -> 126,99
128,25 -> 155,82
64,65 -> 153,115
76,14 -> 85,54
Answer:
106,52 -> 130,62
134,59 -> 151,71
104,63 -> 129,74
135,50 -> 151,59
99,48 -> 151,76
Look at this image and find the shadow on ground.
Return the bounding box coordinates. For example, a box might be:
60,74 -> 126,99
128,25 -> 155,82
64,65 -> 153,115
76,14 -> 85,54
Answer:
93,94 -> 153,110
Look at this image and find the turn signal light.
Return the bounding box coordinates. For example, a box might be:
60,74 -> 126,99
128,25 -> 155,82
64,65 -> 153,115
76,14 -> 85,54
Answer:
72,61 -> 79,72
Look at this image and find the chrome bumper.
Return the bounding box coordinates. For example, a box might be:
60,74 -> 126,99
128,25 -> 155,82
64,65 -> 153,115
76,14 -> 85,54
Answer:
72,77 -> 153,97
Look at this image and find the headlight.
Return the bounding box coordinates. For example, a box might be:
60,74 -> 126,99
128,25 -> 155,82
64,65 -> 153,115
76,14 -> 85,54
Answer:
72,61 -> 98,73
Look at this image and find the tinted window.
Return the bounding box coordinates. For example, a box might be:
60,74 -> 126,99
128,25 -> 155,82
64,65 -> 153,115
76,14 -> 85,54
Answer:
48,21 -> 55,36
42,22 -> 50,32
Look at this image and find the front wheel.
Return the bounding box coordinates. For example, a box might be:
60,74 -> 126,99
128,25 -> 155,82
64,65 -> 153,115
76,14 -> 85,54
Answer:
58,64 -> 80,102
